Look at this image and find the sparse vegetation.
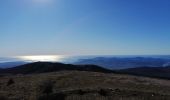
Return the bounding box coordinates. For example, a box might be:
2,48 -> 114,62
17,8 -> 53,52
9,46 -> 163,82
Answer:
38,80 -> 54,94
0,71 -> 170,100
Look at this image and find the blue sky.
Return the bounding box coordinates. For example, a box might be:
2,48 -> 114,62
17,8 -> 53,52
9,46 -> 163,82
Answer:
0,0 -> 170,56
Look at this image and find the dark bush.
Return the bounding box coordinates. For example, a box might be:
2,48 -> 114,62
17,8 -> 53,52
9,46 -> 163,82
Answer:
99,89 -> 108,96
77,89 -> 85,95
38,93 -> 66,100
7,78 -> 14,86
0,96 -> 8,100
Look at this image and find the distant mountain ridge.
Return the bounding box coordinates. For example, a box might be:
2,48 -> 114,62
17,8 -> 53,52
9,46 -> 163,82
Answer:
118,66 -> 170,79
0,62 -> 113,74
75,57 -> 170,69
1,56 -> 170,69
1,61 -> 170,80
0,61 -> 27,68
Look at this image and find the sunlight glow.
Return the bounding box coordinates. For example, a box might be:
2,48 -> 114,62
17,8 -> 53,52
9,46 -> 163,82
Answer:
18,55 -> 64,62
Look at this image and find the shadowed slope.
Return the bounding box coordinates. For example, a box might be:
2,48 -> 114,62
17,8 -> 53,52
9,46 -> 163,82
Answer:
0,62 -> 113,74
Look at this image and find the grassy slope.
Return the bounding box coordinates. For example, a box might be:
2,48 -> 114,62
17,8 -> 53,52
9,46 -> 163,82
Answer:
0,71 -> 170,100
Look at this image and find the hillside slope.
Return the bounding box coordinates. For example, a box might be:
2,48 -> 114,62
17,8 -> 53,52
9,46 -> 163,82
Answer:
0,62 -> 113,74
1,71 -> 170,100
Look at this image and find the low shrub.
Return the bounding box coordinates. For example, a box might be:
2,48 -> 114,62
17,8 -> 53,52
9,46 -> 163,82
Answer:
7,78 -> 14,86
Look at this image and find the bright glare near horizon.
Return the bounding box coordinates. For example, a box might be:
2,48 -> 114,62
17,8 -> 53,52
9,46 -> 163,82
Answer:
18,55 -> 65,62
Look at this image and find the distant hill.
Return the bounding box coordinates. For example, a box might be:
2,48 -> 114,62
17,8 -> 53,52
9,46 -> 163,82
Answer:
118,66 -> 170,79
0,61 -> 27,68
0,62 -> 113,74
75,57 -> 170,69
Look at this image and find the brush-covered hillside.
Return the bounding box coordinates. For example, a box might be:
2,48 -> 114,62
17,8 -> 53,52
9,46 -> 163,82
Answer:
0,62 -> 170,100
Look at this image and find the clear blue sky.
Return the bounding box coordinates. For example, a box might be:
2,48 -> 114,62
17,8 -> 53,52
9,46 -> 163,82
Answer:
0,0 -> 170,56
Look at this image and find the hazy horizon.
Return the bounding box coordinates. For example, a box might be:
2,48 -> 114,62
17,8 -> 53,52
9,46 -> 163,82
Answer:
1,55 -> 170,63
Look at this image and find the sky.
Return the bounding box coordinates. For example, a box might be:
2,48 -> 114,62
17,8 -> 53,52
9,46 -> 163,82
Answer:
0,0 -> 170,56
